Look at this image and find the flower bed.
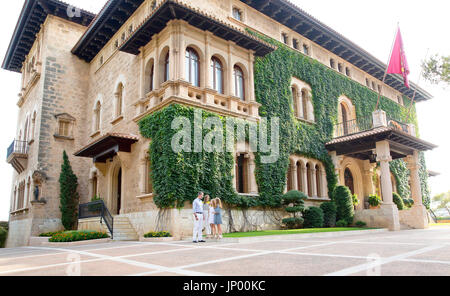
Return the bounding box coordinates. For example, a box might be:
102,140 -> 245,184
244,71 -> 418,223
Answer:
39,231 -> 64,237
49,231 -> 109,243
143,231 -> 172,238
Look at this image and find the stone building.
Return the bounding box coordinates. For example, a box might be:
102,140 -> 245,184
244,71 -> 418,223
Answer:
3,0 -> 436,247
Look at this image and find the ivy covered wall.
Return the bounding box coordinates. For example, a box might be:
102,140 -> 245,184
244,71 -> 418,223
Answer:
138,31 -> 431,209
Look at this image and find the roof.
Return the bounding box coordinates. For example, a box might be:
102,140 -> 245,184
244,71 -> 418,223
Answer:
74,133 -> 139,161
2,0 -> 95,73
72,0 -> 145,62
120,0 -> 275,57
239,0 -> 433,102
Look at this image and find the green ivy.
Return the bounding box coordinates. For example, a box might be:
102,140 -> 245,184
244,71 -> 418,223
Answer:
137,30 -> 431,209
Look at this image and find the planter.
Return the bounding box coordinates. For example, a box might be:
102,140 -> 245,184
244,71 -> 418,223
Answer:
139,237 -> 175,242
42,238 -> 112,247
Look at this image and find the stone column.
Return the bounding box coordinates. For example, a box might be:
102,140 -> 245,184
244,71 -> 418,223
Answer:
321,169 -> 328,198
248,52 -> 255,102
301,163 -> 308,197
248,154 -> 258,195
404,151 -> 429,229
204,32 -> 212,89
290,163 -> 298,191
311,167 -> 318,197
153,36 -> 160,89
139,49 -> 145,99
227,41 -> 234,96
376,140 -> 400,231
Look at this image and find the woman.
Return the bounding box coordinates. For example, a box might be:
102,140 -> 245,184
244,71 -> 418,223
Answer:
203,195 -> 212,238
208,198 -> 216,239
213,198 -> 223,239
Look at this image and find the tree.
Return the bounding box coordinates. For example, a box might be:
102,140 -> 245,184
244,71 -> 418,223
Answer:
334,186 -> 355,225
422,54 -> 450,87
282,190 -> 307,229
59,151 -> 79,230
433,191 -> 450,215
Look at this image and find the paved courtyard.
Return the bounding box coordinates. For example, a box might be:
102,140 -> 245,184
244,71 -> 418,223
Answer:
1,226 -> 450,276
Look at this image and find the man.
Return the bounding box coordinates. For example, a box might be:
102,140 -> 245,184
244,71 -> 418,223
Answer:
192,191 -> 206,243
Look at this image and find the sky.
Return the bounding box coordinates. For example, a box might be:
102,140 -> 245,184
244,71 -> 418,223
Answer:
0,0 -> 448,221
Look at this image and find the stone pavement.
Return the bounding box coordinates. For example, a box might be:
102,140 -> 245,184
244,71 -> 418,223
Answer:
1,226 -> 449,276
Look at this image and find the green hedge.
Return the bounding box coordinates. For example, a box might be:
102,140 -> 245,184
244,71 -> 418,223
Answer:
0,227 -> 7,248
49,231 -> 109,243
144,231 -> 172,238
334,186 -> 354,225
303,207 -> 324,228
137,29 -> 431,210
320,201 -> 337,228
39,231 -> 64,237
393,192 -> 405,210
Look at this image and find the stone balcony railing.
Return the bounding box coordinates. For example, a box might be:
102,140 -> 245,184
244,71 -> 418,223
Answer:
133,80 -> 261,122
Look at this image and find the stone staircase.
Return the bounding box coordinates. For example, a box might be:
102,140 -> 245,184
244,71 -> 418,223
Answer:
101,216 -> 139,241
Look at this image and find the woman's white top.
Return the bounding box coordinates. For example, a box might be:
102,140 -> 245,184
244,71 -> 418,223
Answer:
208,206 -> 215,224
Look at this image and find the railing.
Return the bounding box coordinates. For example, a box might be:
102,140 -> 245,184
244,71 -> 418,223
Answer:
429,209 -> 438,223
386,116 -> 409,133
79,200 -> 114,239
7,140 -> 28,160
334,115 -> 373,138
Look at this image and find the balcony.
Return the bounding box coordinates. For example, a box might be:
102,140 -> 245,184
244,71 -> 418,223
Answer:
7,140 -> 29,174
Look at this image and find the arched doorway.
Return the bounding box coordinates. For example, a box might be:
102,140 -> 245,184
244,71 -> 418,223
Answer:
117,168 -> 122,214
110,163 -> 122,215
344,168 -> 355,195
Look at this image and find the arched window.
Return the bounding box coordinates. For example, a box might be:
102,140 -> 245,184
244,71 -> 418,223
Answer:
94,101 -> 101,132
306,163 -> 313,197
164,52 -> 170,83
211,57 -> 224,94
303,44 -> 310,55
345,67 -> 351,77
185,47 -> 200,87
92,174 -> 98,198
115,83 -> 124,118
330,59 -> 336,69
366,78 -> 370,87
297,161 -> 304,193
340,103 -> 349,135
232,7 -> 243,21
315,164 -> 322,197
234,65 -> 245,101
148,62 -> 154,93
338,63 -> 343,73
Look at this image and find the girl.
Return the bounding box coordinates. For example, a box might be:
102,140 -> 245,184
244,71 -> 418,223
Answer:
203,195 -> 212,239
208,198 -> 216,239
213,198 -> 223,239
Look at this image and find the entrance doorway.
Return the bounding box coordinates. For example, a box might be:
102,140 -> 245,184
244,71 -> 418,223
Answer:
344,168 -> 355,195
117,168 -> 122,215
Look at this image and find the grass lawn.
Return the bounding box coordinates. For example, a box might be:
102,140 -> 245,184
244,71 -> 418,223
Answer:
223,227 -> 375,238
430,223 -> 450,227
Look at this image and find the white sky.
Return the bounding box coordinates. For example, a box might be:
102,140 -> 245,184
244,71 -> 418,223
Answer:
0,0 -> 448,221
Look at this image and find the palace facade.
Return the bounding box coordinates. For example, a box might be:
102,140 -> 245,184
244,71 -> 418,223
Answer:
3,0 -> 436,247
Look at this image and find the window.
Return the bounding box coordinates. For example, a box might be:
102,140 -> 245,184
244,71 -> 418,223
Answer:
281,33 -> 288,44
303,44 -> 310,55
128,25 -> 133,34
378,85 -> 382,94
58,121 -> 70,137
149,64 -> 154,92
330,59 -> 336,69
338,63 -> 343,73
55,113 -> 75,138
345,67 -> 351,77
306,163 -> 313,197
185,47 -> 200,87
94,101 -> 101,132
164,52 -> 170,82
397,95 -> 403,105
232,7 -> 243,21
236,153 -> 249,194
301,89 -> 309,120
92,174 -> 98,198
372,82 -> 376,91
366,78 -> 370,88
115,40 -> 119,49
293,39 -> 299,50
292,86 -> 299,118
234,65 -> 245,101
115,83 -> 124,118
210,57 -> 224,94
99,56 -> 104,66
150,0 -> 157,10
121,32 -> 126,42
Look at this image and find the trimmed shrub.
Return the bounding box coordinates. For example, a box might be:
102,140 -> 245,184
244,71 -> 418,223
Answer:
320,201 -> 337,228
59,151 -> 79,230
303,207 -> 324,228
39,231 -> 64,237
368,194 -> 382,207
282,190 -> 307,229
336,219 -> 349,227
144,231 -> 172,238
334,186 -> 355,225
0,227 -> 7,248
393,193 -> 405,210
355,221 -> 367,228
49,231 -> 109,243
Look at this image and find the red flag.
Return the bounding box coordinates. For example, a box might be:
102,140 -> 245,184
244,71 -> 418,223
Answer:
387,27 -> 410,88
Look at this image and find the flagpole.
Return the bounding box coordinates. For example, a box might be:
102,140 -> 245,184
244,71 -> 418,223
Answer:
375,23 -> 400,111
406,48 -> 429,123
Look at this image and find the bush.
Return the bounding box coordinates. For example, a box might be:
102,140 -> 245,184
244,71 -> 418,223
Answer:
303,207 -> 324,228
144,231 -> 172,238
336,219 -> 349,227
393,193 -> 405,210
39,231 -> 64,237
0,222 -> 8,231
282,217 -> 304,229
368,194 -> 382,207
355,221 -> 367,228
320,202 -> 337,228
282,190 -> 307,229
0,227 -> 7,248
334,186 -> 354,225
49,231 -> 109,243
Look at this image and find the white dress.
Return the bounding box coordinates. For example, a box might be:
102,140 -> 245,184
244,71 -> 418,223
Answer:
208,206 -> 215,224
